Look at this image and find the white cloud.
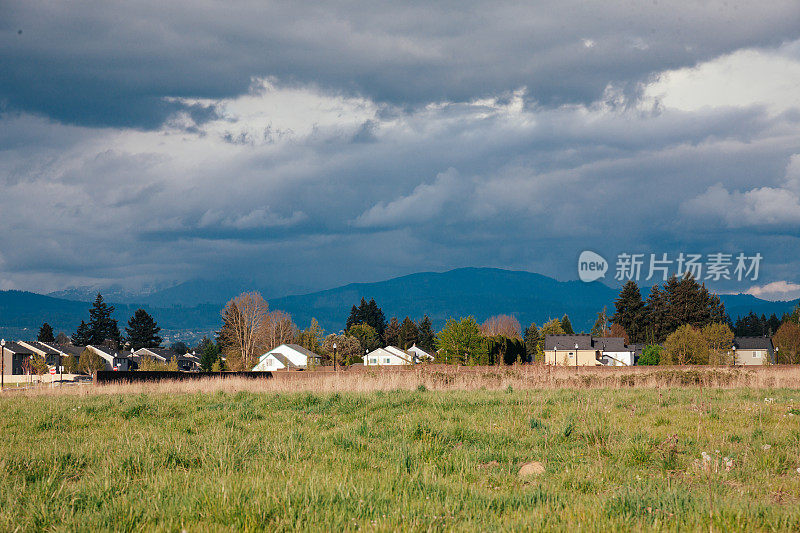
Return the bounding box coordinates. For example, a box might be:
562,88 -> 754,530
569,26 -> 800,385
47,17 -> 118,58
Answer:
681,154 -> 800,228
353,168 -> 462,228
644,40 -> 800,115
745,281 -> 800,301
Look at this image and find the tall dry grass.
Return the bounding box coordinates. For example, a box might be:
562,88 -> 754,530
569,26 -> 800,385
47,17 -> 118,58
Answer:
20,365 -> 800,397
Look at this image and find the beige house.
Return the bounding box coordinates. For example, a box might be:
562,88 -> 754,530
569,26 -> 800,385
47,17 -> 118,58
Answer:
730,336 -> 775,365
544,334 -> 633,366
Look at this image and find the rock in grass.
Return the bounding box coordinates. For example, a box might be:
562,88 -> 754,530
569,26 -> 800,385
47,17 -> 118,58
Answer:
518,461 -> 545,478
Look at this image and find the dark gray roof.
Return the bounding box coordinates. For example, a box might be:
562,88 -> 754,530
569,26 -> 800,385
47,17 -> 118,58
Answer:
43,343 -> 84,357
544,334 -> 593,350
23,341 -> 60,355
544,334 -> 630,351
1,341 -> 34,355
733,337 -> 774,351
593,337 -> 627,351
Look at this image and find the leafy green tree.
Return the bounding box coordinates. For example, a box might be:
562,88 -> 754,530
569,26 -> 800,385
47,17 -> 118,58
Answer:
590,308 -> 609,337
436,316 -> 486,365
398,317 -> 419,349
125,309 -> 162,350
71,320 -> 92,346
702,322 -> 734,365
637,345 -> 662,365
523,323 -> 541,362
78,348 -> 106,375
86,294 -> 121,347
560,314 -> 574,335
539,318 -> 565,353
611,281 -> 644,343
295,318 -> 324,354
384,317 -> 401,347
37,323 -> 55,342
322,334 -> 363,366
347,323 -> 380,352
662,325 -> 708,365
774,322 -> 800,364
416,315 -> 435,352
485,335 -> 526,365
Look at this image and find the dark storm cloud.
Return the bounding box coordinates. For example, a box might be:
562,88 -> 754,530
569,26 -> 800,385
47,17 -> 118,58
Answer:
2,0 -> 799,127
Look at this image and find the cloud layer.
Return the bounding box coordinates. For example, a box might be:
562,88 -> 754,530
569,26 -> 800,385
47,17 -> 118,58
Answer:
1,2 -> 799,298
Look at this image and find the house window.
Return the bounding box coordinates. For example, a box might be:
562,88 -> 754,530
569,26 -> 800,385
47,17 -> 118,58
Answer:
753,352 -> 760,358
569,352 -> 574,357
370,358 -> 376,364
385,358 -> 391,364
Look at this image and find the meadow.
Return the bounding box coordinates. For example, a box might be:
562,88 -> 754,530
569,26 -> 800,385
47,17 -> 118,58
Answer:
2,371 -> 800,531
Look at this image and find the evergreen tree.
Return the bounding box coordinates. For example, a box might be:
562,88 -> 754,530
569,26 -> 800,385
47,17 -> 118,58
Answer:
560,314 -> 574,335
642,284 -> 668,343
37,322 -> 55,342
125,308 -> 163,350
86,294 -> 121,347
344,298 -> 387,339
767,314 -> 781,336
384,317 -> 401,346
55,332 -> 70,344
416,315 -> 435,352
196,336 -> 221,371
611,281 -> 644,343
171,342 -> 189,355
71,320 -> 91,346
398,316 -> 419,349
523,323 -> 540,362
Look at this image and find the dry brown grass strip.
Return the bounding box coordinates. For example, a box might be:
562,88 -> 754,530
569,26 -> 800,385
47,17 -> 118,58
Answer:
13,365 -> 800,397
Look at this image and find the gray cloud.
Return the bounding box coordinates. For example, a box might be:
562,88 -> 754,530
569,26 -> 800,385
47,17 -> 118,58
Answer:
1,4 -> 800,298
2,1 -> 799,127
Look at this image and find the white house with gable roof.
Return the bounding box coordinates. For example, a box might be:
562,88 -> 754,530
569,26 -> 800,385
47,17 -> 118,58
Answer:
252,344 -> 322,371
364,346 -> 416,366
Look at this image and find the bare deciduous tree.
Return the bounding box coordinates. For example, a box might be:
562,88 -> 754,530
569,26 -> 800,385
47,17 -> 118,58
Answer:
218,292 -> 271,371
264,310 -> 297,352
480,314 -> 522,339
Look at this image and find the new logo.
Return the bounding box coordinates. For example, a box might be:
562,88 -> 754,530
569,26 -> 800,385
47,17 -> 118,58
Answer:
578,251 -> 608,282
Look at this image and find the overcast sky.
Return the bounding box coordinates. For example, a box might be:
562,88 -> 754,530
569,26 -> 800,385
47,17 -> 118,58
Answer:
1,1 -> 800,300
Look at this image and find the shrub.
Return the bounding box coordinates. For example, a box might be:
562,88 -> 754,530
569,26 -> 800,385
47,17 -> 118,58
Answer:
638,345 -> 662,365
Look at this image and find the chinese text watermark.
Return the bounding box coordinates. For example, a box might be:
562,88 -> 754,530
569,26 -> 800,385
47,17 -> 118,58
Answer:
578,251 -> 762,283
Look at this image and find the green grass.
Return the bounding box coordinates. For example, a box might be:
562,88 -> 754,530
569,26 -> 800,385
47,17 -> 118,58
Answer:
2,388 -> 800,531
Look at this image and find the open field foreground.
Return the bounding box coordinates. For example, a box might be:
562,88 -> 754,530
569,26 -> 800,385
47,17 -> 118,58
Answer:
2,381 -> 800,531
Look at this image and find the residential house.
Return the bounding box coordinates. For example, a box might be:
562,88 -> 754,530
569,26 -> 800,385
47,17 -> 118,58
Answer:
86,345 -> 134,371
133,347 -> 200,371
1,341 -> 35,375
42,343 -> 85,370
18,341 -> 63,368
731,336 -> 775,366
544,334 -> 634,366
364,346 -> 415,366
407,344 -> 435,363
252,344 -> 323,371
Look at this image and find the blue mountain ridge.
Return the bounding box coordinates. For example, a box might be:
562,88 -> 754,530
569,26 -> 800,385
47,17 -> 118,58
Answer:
2,267 -> 797,341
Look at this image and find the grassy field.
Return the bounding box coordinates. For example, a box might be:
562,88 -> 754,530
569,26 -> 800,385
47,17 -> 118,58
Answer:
2,383 -> 800,531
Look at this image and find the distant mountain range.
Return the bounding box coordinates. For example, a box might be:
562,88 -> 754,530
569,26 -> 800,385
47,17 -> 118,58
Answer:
2,267 -> 797,342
